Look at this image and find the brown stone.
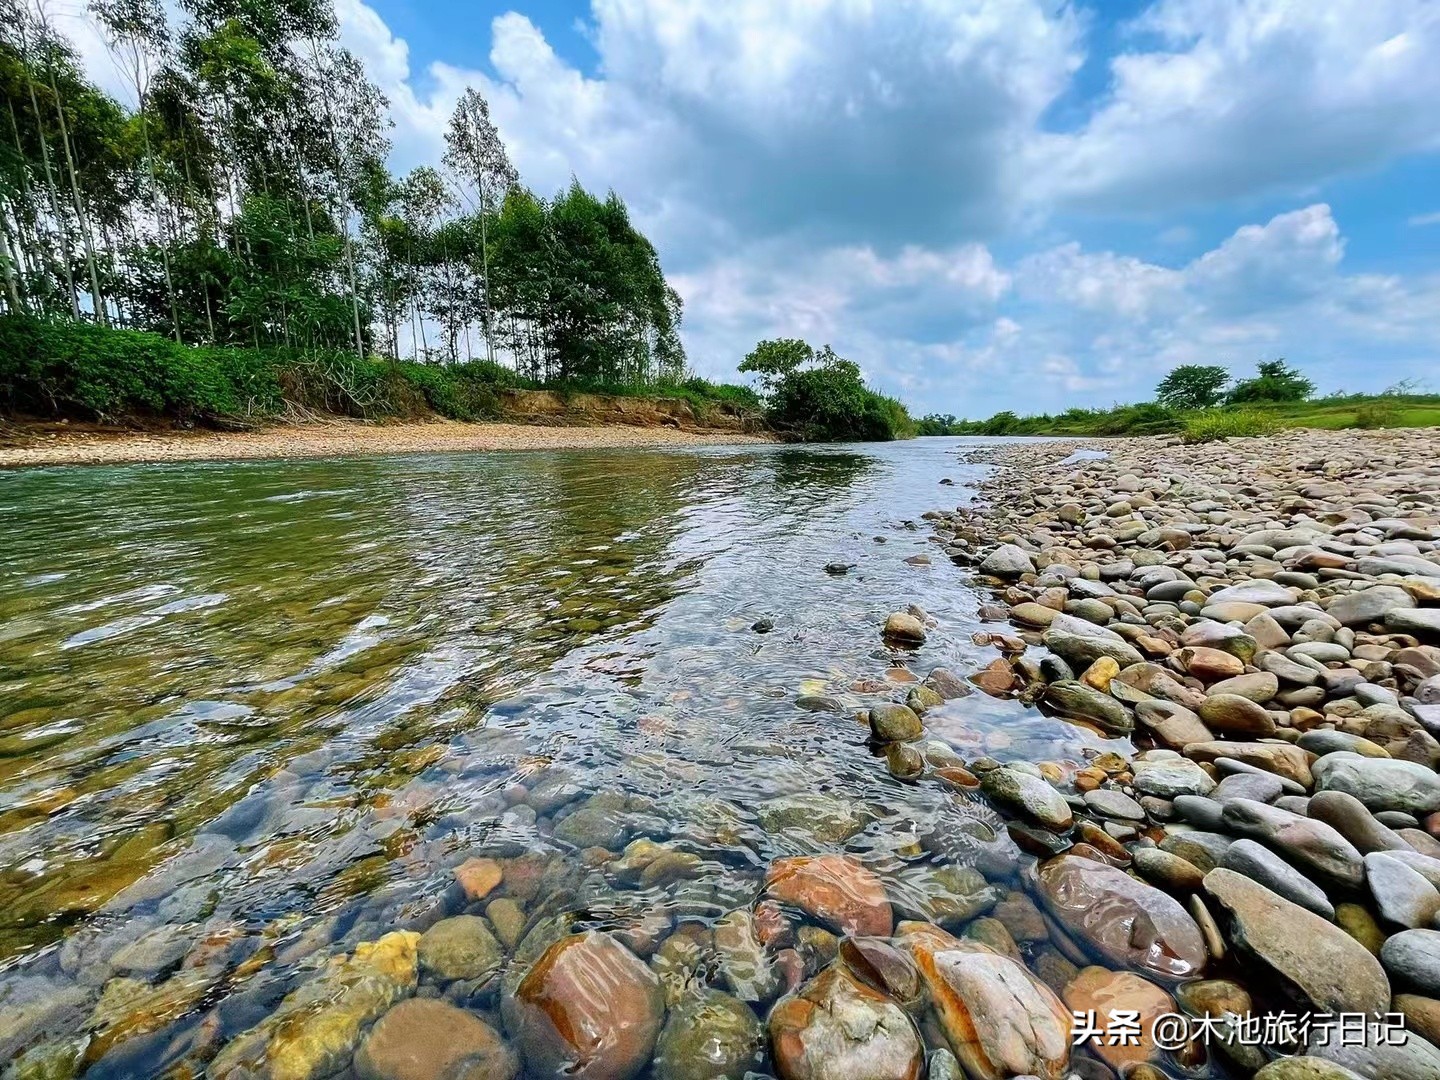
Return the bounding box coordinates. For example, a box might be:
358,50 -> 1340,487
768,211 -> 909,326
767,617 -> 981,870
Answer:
455,858 -> 503,901
1062,966 -> 1175,1071
763,855 -> 893,937
506,932 -> 664,1080
899,922 -> 1071,1080
1034,855 -> 1207,982
356,999 -> 517,1080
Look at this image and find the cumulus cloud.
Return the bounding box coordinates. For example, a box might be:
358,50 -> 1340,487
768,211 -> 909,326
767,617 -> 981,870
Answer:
1034,0 -> 1440,212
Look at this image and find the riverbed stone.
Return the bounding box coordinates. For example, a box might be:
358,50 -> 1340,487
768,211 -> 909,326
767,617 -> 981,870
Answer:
1253,1060 -> 1368,1080
1307,790 -> 1413,854
713,910 -> 780,1003
767,965 -> 923,1080
1132,758 -> 1216,799
883,613 -> 927,644
1134,701 -> 1212,748
1381,929 -> 1440,995
870,703 -> 923,743
1043,681 -> 1133,734
1366,852 -> 1440,929
756,793 -> 868,845
1209,580 -> 1297,607
1062,966 -> 1175,1072
1219,798 -> 1365,888
981,544 -> 1036,577
764,855 -> 893,937
1387,608 -> 1440,638
209,930 -> 420,1080
1313,752 -> 1440,815
1202,868 -> 1390,1014
1132,848 -> 1206,893
1307,1020 -> 1440,1080
1220,839 -> 1334,918
355,999 -> 518,1080
418,915 -> 503,985
1083,789 -> 1145,822
505,931 -> 664,1080
1327,586 -> 1417,627
652,990 -> 763,1080
1043,632 -> 1146,679
1034,855 -> 1206,981
899,922 -> 1072,1080
1199,693 -> 1277,737
980,767 -> 1073,831
1182,741 -> 1315,787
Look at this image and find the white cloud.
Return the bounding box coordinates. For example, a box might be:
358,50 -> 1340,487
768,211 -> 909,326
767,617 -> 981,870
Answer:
1034,0 -> 1440,212
1410,211 -> 1440,227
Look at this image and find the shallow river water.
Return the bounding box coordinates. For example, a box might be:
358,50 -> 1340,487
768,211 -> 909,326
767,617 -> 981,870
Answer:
0,438 -> 1124,1077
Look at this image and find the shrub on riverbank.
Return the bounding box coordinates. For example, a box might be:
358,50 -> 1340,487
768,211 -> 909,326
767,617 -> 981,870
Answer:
0,315 -> 757,426
1181,409 -> 1277,443
739,338 -> 915,441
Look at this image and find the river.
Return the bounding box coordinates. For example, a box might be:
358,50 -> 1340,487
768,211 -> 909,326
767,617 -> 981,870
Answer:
0,438 -> 1121,1076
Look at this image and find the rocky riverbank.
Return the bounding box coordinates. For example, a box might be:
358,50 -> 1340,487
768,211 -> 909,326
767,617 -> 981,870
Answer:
7,427 -> 1440,1080
911,427 -> 1440,1078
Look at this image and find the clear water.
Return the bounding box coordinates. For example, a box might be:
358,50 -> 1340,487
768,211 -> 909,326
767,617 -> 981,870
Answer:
0,438 -> 1117,1075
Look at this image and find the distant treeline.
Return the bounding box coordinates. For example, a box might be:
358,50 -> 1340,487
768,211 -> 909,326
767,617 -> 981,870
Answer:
920,361 -> 1440,441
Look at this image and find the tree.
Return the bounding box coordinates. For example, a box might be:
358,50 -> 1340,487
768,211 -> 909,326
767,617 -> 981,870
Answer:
1155,364 -> 1229,411
738,338 -> 812,391
742,339 -> 913,441
443,87 -> 515,362
1227,359 -> 1315,404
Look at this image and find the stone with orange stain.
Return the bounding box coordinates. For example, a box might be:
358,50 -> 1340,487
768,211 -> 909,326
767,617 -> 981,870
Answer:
897,921 -> 1072,1080
768,965 -> 922,1080
763,855 -> 893,937
1062,966 -> 1176,1072
455,857 -> 503,901
504,931 -> 663,1080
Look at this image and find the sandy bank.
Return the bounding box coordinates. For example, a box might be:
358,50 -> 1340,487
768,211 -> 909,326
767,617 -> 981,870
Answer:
0,417 -> 773,469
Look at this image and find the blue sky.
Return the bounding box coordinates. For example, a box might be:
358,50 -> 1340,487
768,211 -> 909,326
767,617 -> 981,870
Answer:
71,1 -> 1440,415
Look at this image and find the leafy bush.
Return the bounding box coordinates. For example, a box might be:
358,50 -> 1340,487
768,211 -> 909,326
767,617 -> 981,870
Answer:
1182,409 -> 1278,443
1226,359 -> 1315,404
744,339 -> 914,441
1354,400 -> 1401,429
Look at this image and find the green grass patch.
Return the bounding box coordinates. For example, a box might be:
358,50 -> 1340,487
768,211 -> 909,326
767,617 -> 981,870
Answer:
1181,409 -> 1278,443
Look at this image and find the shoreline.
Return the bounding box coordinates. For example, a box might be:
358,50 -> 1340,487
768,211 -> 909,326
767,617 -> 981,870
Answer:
0,417 -> 773,469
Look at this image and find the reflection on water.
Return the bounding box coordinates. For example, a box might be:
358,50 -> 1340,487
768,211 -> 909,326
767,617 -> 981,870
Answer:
0,439 -> 1116,1075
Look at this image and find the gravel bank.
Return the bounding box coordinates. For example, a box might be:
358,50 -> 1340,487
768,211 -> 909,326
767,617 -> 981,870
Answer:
0,418 -> 772,468
887,425 -> 1440,1075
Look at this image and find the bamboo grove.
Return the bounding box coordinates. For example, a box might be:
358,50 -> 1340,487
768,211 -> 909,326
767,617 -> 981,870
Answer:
0,0 -> 687,387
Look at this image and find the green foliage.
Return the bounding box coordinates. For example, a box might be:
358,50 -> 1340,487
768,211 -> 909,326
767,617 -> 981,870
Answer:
1155,364 -> 1230,410
1181,409 -> 1278,443
1226,359 -> 1315,404
915,413 -> 960,436
0,1 -> 690,400
747,340 -> 913,442
0,313 -> 281,420
1354,399 -> 1401,429
738,339 -> 813,390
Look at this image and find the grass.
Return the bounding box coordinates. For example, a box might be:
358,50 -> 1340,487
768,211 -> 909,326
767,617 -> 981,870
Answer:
938,393 -> 1440,439
1181,409 -> 1277,443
